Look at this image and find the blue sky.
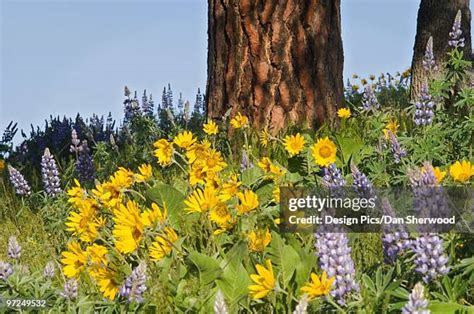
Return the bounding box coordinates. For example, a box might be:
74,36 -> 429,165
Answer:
0,0 -> 471,136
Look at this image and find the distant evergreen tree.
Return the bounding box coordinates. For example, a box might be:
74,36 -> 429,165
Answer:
189,88 -> 206,132
142,89 -> 154,117
158,85 -> 174,134
167,83 -> 173,109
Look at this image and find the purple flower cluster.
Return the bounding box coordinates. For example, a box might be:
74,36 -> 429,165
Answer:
41,148 -> 62,197
402,283 -> 430,314
314,232 -> 359,304
119,263 -> 147,303
7,236 -> 21,260
422,36 -> 437,72
448,10 -> 465,48
414,84 -> 434,126
76,141 -> 95,184
382,231 -> 411,264
43,261 -> 55,279
7,165 -> 31,196
387,131 -> 407,164
0,261 -> 13,281
361,85 -> 380,111
240,150 -> 253,171
351,164 -> 375,199
61,279 -> 79,300
322,164 -> 346,187
412,234 -> 449,283
70,129 -> 81,153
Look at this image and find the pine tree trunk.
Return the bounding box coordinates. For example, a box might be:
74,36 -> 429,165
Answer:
410,0 -> 472,100
206,0 -> 343,131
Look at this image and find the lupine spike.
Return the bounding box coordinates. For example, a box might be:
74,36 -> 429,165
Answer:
213,289 -> 228,314
43,261 -> 55,279
76,140 -> 95,183
41,148 -> 62,197
414,83 -> 434,126
381,198 -> 411,264
0,261 -> 13,281
351,164 -> 375,199
361,85 -> 380,111
7,165 -> 31,196
422,36 -> 437,72
7,236 -> 21,260
402,283 -> 430,314
292,295 -> 308,314
119,262 -> 147,303
448,10 -> 465,48
61,279 -> 79,300
387,131 -> 407,164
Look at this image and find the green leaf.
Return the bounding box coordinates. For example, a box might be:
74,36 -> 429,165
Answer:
188,252 -> 223,286
146,184 -> 185,225
241,167 -> 263,187
429,301 -> 474,314
217,262 -> 250,308
267,232 -> 299,287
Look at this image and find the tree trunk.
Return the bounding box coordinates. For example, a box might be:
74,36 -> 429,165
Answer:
206,0 -> 343,131
410,0 -> 472,100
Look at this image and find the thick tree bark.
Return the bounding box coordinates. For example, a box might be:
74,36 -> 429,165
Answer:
206,0 -> 343,131
410,0 -> 472,100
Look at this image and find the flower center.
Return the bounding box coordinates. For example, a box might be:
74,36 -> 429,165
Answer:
319,146 -> 332,158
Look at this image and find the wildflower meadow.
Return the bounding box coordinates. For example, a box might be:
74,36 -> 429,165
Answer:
1,5 -> 474,314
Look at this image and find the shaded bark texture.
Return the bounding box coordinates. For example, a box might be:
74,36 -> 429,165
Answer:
410,0 -> 472,100
206,0 -> 343,131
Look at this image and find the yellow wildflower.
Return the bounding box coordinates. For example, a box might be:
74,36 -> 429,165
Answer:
383,119 -> 399,139
203,120 -> 219,135
450,160 -> 474,183
248,259 -> 275,299
230,112 -> 249,129
236,190 -> 259,214
61,242 -> 88,278
184,187 -> 219,213
259,128 -> 270,147
141,202 -> 167,227
135,164 -> 153,183
337,108 -> 351,119
218,174 -> 241,201
173,131 -> 196,149
112,200 -> 145,254
248,229 -> 272,252
301,272 -> 335,299
153,139 -> 173,166
283,133 -> 306,156
209,203 -> 233,227
433,167 -> 447,184
311,137 -> 337,167
186,140 -> 211,164
149,227 -> 178,262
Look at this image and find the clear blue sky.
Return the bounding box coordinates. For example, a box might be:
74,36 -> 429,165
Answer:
0,0 -> 471,136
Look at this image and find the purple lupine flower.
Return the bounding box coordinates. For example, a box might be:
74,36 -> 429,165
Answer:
361,85 -> 380,111
43,261 -> 55,279
448,10 -> 465,48
0,261 -> 13,281
41,148 -> 62,197
402,282 -> 430,314
119,263 -> 147,303
7,236 -> 21,260
414,84 -> 435,126
214,289 -> 229,314
75,141 -> 95,184
60,279 -> 78,300
240,150 -> 253,171
315,163 -> 358,304
351,164 -> 375,199
314,231 -> 359,304
70,129 -> 81,153
387,131 -> 407,164
7,165 -> 31,196
422,37 -> 437,72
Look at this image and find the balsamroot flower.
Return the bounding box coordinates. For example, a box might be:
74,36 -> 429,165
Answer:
236,190 -> 259,214
361,85 -> 380,111
387,131 -> 407,164
314,232 -> 359,304
41,148 -> 62,197
412,234 -> 449,283
248,259 -> 275,299
402,282 -> 430,314
173,131 -> 197,149
43,261 -> 55,279
119,262 -> 147,303
7,236 -> 21,260
153,139 -> 173,166
414,83 -> 434,126
337,108 -> 351,119
76,141 -> 95,184
283,133 -> 306,156
247,229 -> 272,252
61,279 -> 79,300
230,112 -> 249,129
448,10 -> 465,48
8,165 -> 31,196
203,120 -> 219,135
0,261 -> 13,281
422,36 -> 437,72
300,272 -> 335,300
449,160 -> 474,183
312,137 -> 337,167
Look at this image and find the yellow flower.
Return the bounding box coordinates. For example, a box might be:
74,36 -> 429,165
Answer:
257,157 -> 273,173
0,159 -> 5,171
86,244 -> 108,266
383,119 -> 399,139
141,202 -> 167,227
135,164 -> 153,183
112,200 -> 145,254
248,259 -> 275,299
311,137 -> 337,167
283,133 -> 306,156
248,229 -> 272,252
189,163 -> 207,186
61,242 -> 88,278
89,266 -> 119,300
209,203 -> 232,227
236,190 -> 259,214
230,112 -> 249,129
450,160 -> 474,183
65,201 -> 103,242
173,131 -> 197,149
186,140 -> 211,164
149,227 -> 178,262
219,175 -> 241,201
203,120 -> 219,135
153,139 -> 173,166
272,186 -> 280,203
433,167 -> 447,184
202,149 -> 227,173
301,272 -> 334,299
259,128 -> 270,147
92,167 -> 134,208
337,108 -> 351,119
184,187 -> 219,213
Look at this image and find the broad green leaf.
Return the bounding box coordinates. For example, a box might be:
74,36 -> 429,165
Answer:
267,232 -> 299,287
217,262 -> 250,308
188,252 -> 223,286
241,167 -> 263,187
429,301 -> 474,314
146,184 -> 185,225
